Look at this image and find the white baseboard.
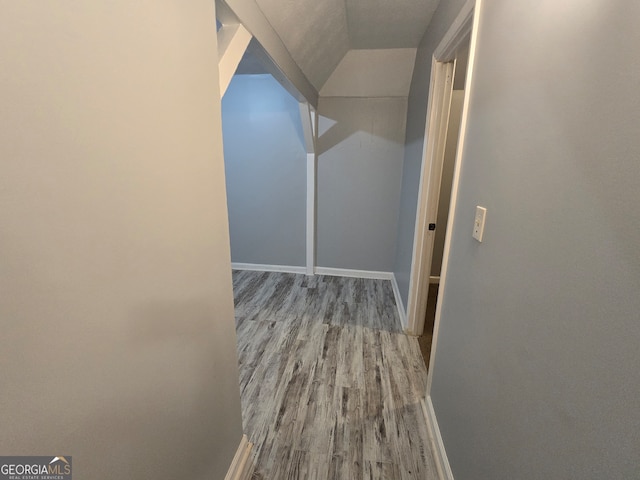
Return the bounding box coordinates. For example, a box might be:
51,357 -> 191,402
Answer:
314,267 -> 394,280
421,396 -> 454,480
224,434 -> 254,480
231,262 -> 307,275
391,274 -> 408,330
232,264 -> 398,282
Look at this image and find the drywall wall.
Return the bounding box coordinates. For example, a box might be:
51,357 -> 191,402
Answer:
393,0 -> 469,307
316,96 -> 407,272
222,74 -> 307,267
0,2 -> 244,479
431,90 -> 464,277
320,48 -> 417,98
430,1 -> 640,478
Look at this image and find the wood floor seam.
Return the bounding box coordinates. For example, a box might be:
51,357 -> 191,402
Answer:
232,270 -> 436,480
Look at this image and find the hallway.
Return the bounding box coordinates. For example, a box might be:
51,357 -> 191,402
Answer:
232,270 -> 436,479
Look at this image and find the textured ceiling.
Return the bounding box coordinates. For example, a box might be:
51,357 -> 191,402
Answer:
236,41 -> 272,75
254,0 -> 441,90
346,0 -> 440,49
254,0 -> 350,90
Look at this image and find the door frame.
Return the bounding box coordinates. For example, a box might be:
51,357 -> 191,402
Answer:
406,0 -> 478,340
405,58 -> 455,337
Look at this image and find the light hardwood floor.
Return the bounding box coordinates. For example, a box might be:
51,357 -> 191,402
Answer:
232,270 -> 436,480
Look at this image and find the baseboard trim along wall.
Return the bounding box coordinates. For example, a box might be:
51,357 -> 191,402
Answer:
421,396 -> 454,480
391,274 -> 408,330
315,268 -> 407,330
231,263 -> 307,275
231,264 -> 407,329
313,266 -> 394,280
224,434 -> 254,480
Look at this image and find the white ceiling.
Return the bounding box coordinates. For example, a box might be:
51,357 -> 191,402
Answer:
253,0 -> 441,90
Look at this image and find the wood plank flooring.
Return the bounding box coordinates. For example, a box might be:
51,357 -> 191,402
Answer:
418,284 -> 439,370
232,270 -> 436,480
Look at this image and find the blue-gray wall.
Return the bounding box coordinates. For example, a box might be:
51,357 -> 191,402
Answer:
317,96 -> 407,271
394,0 -> 469,306
222,74 -> 306,267
431,1 -> 640,478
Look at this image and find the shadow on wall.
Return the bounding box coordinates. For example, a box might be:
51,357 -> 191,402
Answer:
315,96 -> 408,272
288,103 -> 305,150
317,98 -> 408,155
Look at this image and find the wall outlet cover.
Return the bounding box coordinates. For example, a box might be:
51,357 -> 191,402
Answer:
473,206 -> 487,242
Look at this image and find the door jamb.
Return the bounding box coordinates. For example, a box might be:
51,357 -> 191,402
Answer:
423,0 -> 482,397
406,0 -> 476,336
405,60 -> 455,337
405,0 -> 477,341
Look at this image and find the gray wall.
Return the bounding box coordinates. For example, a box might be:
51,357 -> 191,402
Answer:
0,2 -> 244,479
394,0 -> 469,306
222,74 -> 307,267
431,1 -> 640,479
431,90 -> 464,276
317,96 -> 407,271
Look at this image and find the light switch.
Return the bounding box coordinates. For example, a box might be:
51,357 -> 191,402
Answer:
472,206 -> 487,242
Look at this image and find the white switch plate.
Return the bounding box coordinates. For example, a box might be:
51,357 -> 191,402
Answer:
473,206 -> 487,242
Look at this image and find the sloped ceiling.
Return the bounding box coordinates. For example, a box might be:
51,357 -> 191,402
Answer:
346,0 -> 440,49
254,0 -> 441,90
320,48 -> 418,97
254,0 -> 350,90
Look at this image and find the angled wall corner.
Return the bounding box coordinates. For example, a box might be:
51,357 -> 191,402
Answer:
253,0 -> 350,91
218,23 -> 252,97
221,0 -> 319,107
